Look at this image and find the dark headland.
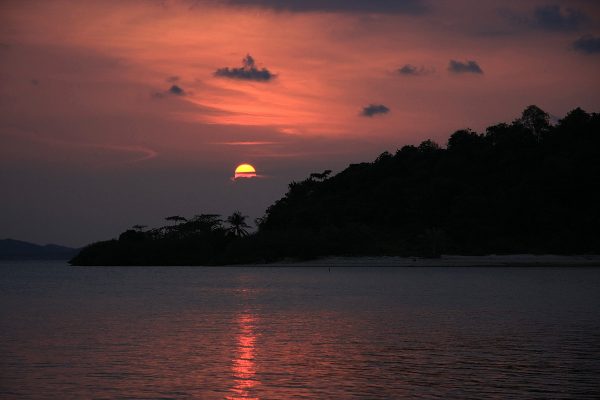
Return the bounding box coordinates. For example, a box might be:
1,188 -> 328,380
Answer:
71,106 -> 600,266
0,239 -> 78,260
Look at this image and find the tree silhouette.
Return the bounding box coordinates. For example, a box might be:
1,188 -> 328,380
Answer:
519,105 -> 550,140
165,215 -> 187,224
310,170 -> 332,181
423,227 -> 445,258
189,214 -> 223,233
227,211 -> 251,237
447,129 -> 481,150
132,224 -> 147,232
254,216 -> 266,229
418,139 -> 441,152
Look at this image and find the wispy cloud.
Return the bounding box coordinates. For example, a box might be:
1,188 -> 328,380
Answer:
214,141 -> 277,145
88,144 -> 158,163
224,0 -> 428,14
7,129 -> 158,164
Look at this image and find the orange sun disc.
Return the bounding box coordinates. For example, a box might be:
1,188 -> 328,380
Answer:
234,163 -> 257,179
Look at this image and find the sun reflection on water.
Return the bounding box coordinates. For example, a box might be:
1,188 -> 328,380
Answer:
228,313 -> 259,400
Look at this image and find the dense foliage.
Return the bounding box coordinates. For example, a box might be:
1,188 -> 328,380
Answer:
71,106 -> 600,265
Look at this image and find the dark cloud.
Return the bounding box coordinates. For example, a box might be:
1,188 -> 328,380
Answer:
499,5 -> 588,34
169,85 -> 185,95
31,79 -> 39,86
398,64 -> 429,76
448,60 -> 483,74
573,35 -> 600,54
166,76 -> 180,83
361,104 -> 390,117
225,0 -> 427,14
214,54 -> 275,82
152,84 -> 186,98
533,5 -> 585,31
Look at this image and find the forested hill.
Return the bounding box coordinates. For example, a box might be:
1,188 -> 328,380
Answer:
71,106 -> 600,266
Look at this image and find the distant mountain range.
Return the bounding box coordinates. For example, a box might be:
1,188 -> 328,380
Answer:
0,239 -> 79,260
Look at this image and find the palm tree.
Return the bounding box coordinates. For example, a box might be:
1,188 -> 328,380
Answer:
227,211 -> 251,237
190,214 -> 223,233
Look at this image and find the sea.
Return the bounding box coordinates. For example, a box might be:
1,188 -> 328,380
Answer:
1,261 -> 599,399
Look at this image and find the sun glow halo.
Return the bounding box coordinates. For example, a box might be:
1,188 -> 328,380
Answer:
234,163 -> 257,179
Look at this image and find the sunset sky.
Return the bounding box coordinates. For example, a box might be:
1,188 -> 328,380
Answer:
1,0 -> 599,246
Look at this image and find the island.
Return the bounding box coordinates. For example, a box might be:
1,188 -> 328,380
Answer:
70,106 -> 599,266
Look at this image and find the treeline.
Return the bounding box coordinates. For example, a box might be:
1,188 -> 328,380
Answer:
70,213 -> 251,265
71,106 -> 600,265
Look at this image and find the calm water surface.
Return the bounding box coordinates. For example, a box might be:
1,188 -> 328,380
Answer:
1,262 -> 599,399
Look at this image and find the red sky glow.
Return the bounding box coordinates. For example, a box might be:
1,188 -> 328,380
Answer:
1,0 -> 599,246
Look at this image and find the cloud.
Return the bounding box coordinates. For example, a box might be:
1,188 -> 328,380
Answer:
214,54 -> 275,82
215,141 -> 277,146
361,104 -> 390,117
533,5 -> 585,32
88,143 -> 158,163
573,35 -> 600,54
169,85 -> 185,95
166,76 -> 180,83
448,60 -> 483,74
398,64 -> 430,76
499,5 -> 587,34
225,0 -> 428,14
152,84 -> 186,98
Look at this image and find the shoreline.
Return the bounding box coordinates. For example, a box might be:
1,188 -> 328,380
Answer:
246,254 -> 600,267
60,254 -> 600,267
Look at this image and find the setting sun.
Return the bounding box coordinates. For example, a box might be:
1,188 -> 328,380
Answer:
234,163 -> 257,179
